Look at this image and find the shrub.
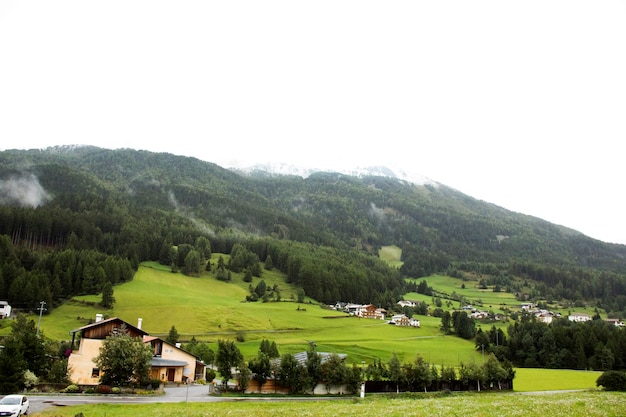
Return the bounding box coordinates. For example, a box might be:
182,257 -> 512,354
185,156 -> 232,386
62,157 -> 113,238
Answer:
64,384 -> 81,393
111,387 -> 121,394
146,378 -> 163,390
597,370 -> 626,391
97,384 -> 112,394
23,370 -> 39,388
206,369 -> 216,382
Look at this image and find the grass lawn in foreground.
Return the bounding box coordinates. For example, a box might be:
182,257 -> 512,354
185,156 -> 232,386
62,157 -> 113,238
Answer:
513,368 -> 601,391
30,391 -> 626,417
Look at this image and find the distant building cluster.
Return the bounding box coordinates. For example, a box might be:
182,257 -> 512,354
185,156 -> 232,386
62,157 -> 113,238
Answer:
461,305 -> 506,322
521,303 -> 624,327
330,302 -> 420,327
331,303 -> 387,320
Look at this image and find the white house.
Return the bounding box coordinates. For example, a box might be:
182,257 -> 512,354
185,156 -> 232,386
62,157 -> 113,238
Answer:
537,312 -> 554,324
390,314 -> 420,327
568,313 -> 592,323
397,300 -> 416,308
0,301 -> 11,319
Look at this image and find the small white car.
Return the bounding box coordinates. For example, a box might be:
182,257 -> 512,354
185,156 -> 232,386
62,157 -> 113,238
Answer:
0,395 -> 29,416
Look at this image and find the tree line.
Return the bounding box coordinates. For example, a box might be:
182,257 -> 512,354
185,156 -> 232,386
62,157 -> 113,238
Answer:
440,312 -> 626,372
212,339 -> 514,394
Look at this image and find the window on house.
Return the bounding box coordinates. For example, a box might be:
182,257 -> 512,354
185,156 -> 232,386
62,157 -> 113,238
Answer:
92,368 -> 100,378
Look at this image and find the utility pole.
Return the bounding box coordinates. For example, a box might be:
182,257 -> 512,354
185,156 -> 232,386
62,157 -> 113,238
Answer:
36,300 -> 46,336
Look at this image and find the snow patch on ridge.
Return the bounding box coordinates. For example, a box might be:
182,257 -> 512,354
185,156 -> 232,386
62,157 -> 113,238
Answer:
226,161 -> 439,187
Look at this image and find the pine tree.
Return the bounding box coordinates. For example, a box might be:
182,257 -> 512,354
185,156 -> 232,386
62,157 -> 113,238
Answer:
101,281 -> 115,309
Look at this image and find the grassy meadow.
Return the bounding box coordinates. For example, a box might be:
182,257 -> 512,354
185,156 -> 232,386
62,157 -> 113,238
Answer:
36,257 -> 482,365
28,251 -> 606,393
30,391 -> 626,417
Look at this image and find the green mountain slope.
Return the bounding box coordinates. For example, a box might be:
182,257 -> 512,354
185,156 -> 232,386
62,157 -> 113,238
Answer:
1,146 -> 626,314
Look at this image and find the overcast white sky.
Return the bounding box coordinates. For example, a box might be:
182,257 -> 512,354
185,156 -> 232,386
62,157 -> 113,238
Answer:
1,1 -> 625,244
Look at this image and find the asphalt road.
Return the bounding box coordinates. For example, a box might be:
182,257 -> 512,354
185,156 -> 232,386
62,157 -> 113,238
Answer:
28,385 -> 215,414
28,384 -> 349,414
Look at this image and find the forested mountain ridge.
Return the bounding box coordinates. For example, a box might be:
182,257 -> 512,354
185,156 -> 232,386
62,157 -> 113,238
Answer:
1,146 -> 626,315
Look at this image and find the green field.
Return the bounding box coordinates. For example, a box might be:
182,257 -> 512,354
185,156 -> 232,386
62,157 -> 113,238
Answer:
28,256 -> 607,393
31,391 -> 626,417
36,260 -> 481,365
406,274 -> 520,311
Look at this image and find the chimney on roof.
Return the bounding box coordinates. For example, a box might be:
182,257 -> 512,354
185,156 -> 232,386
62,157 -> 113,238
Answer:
96,314 -> 103,322
137,318 -> 143,330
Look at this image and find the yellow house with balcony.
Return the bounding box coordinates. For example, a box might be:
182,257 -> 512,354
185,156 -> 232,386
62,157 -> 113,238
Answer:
68,315 -> 205,385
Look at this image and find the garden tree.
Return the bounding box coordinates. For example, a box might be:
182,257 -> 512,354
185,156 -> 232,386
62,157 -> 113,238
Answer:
215,339 -> 243,388
365,358 -> 387,381
191,343 -> 215,366
387,352 -> 402,393
205,368 -> 216,383
321,354 -> 347,393
248,352 -> 272,390
483,354 -> 509,389
236,362 -> 251,391
276,353 -> 307,394
402,354 -> 432,392
185,335 -> 199,351
305,344 -> 322,391
101,281 -> 115,309
166,325 -> 179,345
459,361 -> 486,391
440,364 -> 457,386
94,325 -> 153,386
6,315 -> 47,376
197,344 -> 215,365
46,357 -> 70,384
0,336 -> 27,393
182,249 -> 203,276
345,363 -> 363,394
